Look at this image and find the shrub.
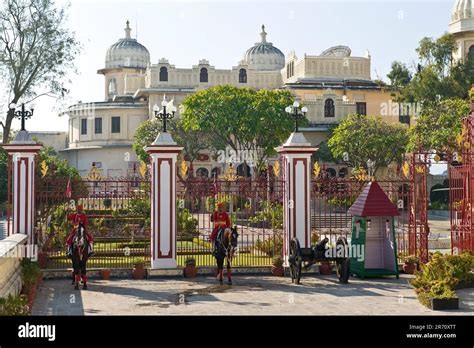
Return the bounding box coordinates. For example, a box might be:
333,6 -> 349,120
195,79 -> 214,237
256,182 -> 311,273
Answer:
177,207 -> 199,239
411,251 -> 474,308
185,258 -> 196,267
255,233 -> 283,257
132,257 -> 145,265
327,196 -> 356,208
0,294 -> 30,316
20,259 -> 41,291
272,255 -> 283,267
404,255 -> 418,264
249,201 -> 283,229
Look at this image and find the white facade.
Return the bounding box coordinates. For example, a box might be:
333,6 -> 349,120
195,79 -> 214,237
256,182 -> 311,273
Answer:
449,0 -> 474,62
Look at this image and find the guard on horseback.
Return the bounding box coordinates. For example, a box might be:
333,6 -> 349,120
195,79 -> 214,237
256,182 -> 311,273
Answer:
209,202 -> 230,256
66,204 -> 94,290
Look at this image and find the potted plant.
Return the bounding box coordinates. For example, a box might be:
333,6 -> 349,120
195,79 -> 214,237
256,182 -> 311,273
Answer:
101,268 -> 112,280
403,255 -> 418,274
184,257 -> 197,278
271,256 -> 284,277
429,281 -> 459,310
319,261 -> 333,275
132,257 -> 146,280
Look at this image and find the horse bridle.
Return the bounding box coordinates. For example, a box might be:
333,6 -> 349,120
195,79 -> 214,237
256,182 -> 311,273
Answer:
73,222 -> 86,260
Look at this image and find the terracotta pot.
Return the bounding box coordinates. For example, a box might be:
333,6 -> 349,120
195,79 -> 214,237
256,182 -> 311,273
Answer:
319,262 -> 333,275
132,263 -> 146,279
271,265 -> 284,277
101,269 -> 111,280
184,265 -> 197,278
403,262 -> 416,274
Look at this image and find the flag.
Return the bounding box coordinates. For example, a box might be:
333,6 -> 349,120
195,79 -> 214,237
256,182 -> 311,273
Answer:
213,176 -> 218,201
66,177 -> 72,198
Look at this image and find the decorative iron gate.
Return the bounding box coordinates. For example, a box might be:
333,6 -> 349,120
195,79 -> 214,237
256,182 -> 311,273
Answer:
407,152 -> 430,263
34,174 -> 151,269
449,101 -> 474,254
310,170 -> 410,257
176,164 -> 285,267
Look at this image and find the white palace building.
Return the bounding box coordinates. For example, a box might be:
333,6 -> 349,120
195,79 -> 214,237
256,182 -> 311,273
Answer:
51,0 -> 473,178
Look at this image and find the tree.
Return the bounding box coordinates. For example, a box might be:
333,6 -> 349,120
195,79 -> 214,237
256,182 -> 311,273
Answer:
387,61 -> 412,89
180,85 -> 297,170
392,33 -> 473,102
0,0 -> 80,143
36,144 -> 80,179
132,118 -> 210,169
328,114 -> 409,175
0,148 -> 7,205
407,98 -> 470,152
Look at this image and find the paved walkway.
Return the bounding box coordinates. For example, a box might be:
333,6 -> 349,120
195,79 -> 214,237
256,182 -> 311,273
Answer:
32,274 -> 474,315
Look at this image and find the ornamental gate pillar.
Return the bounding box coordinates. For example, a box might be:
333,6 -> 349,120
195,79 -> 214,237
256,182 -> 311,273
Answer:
2,131 -> 42,244
276,133 -> 318,266
145,132 -> 183,269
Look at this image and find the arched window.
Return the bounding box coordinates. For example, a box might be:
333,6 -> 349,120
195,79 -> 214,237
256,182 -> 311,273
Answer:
108,78 -> 117,95
159,67 -> 168,81
196,167 -> 209,178
326,168 -> 336,178
237,163 -> 251,177
324,99 -> 335,117
469,45 -> 474,59
239,69 -> 247,83
200,68 -> 208,83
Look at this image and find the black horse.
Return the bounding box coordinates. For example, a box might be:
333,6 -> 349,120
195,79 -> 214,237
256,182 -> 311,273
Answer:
214,227 -> 239,285
69,221 -> 92,290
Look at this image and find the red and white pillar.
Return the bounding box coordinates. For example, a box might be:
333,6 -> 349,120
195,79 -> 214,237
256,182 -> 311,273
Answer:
2,141 -> 42,244
276,133 -> 318,266
145,133 -> 183,269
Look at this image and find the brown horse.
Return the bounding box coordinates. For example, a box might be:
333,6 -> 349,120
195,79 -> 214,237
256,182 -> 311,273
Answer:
214,227 -> 239,285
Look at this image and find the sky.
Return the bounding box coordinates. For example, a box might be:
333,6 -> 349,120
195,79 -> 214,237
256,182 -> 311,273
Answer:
0,0 -> 456,173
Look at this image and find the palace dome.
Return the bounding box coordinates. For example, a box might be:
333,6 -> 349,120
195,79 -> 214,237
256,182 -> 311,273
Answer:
105,21 -> 150,69
450,0 -> 474,33
243,25 -> 285,71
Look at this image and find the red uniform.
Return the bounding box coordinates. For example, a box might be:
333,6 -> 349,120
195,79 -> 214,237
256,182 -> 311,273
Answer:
209,211 -> 230,241
66,213 -> 93,246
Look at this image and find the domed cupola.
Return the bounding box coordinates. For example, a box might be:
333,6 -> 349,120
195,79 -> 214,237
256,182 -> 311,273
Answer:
243,25 -> 285,71
105,20 -> 150,69
449,0 -> 474,34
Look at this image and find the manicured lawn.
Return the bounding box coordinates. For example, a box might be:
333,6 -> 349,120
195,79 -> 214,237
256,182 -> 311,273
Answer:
43,237 -> 272,269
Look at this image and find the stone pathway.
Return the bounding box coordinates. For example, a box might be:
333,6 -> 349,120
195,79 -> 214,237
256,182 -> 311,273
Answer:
32,274 -> 474,315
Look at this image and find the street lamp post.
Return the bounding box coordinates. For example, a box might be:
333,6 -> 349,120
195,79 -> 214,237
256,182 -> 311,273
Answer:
9,103 -> 34,131
285,101 -> 308,132
153,95 -> 176,133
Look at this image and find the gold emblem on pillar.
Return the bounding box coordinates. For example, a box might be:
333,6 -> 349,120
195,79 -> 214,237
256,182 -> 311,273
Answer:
180,160 -> 188,179
273,161 -> 281,177
224,164 -> 238,181
40,160 -> 48,178
139,161 -> 147,178
87,162 -> 102,181
402,161 -> 410,178
313,162 -> 320,178
415,165 -> 425,174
